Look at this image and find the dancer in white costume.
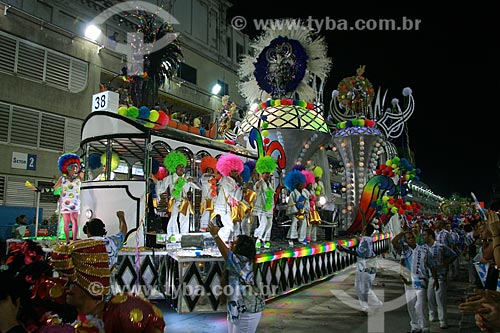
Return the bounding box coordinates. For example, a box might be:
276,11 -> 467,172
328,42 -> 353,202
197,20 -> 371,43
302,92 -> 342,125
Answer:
253,156 -> 277,249
199,155 -> 218,231
157,151 -> 200,236
214,153 -> 244,243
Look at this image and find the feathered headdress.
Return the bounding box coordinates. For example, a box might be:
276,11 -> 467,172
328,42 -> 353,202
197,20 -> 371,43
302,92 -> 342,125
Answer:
216,153 -> 244,177
164,151 -> 187,173
200,156 -> 218,174
284,169 -> 306,192
57,153 -> 81,175
238,19 -> 332,103
256,156 -> 277,174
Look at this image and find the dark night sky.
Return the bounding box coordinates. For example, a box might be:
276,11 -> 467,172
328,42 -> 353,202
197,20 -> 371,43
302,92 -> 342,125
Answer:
226,2 -> 497,204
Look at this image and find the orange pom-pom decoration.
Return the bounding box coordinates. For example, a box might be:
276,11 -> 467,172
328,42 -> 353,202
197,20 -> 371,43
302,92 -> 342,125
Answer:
211,190 -> 217,197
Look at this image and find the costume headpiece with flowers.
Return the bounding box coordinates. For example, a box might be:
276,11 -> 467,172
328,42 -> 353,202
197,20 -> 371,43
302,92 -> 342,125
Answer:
200,155 -> 218,174
51,239 -> 111,298
216,153 -> 244,177
57,153 -> 81,175
164,151 -> 187,173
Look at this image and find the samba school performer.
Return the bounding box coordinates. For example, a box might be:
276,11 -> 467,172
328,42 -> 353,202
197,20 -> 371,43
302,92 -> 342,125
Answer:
53,153 -> 84,243
199,155 -> 219,231
284,169 -> 309,247
253,156 -> 277,249
302,169 -> 321,243
156,151 -> 200,235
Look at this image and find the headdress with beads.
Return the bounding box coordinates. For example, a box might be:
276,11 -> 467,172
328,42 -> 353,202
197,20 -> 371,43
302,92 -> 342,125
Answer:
216,153 -> 244,177
200,155 -> 218,174
256,156 -> 277,174
51,239 -> 111,298
57,153 -> 81,175
164,151 -> 187,173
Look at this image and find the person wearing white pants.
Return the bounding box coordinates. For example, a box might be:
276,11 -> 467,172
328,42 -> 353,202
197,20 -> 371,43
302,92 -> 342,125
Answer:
340,223 -> 382,311
253,156 -> 277,249
423,227 -> 457,329
214,153 -> 244,243
393,229 -> 438,333
284,170 -> 309,247
156,151 -> 200,236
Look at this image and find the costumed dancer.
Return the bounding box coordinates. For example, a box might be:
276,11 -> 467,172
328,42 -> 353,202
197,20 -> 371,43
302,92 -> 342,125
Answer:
199,155 -> 218,231
53,153 -> 83,243
242,160 -> 258,236
284,170 -> 309,247
253,156 -> 277,249
311,166 -> 326,209
51,239 -> 165,333
157,151 -> 200,236
239,164 -> 257,237
302,169 -> 321,243
93,152 -> 119,181
214,153 -> 244,243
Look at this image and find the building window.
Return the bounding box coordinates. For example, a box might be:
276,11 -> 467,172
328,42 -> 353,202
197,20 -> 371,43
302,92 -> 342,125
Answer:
178,63 -> 197,85
217,80 -> 229,96
226,37 -> 232,58
236,42 -> 244,62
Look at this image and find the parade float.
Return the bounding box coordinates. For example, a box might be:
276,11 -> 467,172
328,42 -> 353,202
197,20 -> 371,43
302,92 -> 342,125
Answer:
15,18 -> 392,313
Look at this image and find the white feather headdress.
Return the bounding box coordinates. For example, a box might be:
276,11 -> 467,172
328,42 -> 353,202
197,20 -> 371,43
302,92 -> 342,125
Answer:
238,19 -> 332,104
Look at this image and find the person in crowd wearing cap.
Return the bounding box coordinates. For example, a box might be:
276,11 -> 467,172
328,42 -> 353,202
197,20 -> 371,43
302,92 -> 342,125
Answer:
339,223 -> 383,312
214,153 -> 244,244
302,169 -> 321,243
53,153 -> 84,243
155,151 -> 200,236
284,170 -> 308,247
51,239 -> 165,333
253,156 -> 277,249
82,210 -> 127,270
199,156 -> 219,231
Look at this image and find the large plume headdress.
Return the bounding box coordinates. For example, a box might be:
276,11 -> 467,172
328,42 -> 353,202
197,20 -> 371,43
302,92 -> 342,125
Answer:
238,19 -> 332,104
